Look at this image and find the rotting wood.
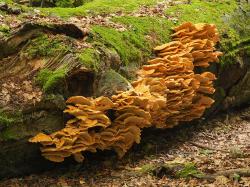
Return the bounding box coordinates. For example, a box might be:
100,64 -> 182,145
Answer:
0,22 -> 86,59
29,22 -> 223,163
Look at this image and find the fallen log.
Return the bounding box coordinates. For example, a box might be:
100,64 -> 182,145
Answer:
29,22 -> 222,163
1,2 -> 250,179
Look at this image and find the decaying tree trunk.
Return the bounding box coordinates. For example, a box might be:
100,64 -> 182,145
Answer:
0,22 -> 86,59
0,18 -> 250,179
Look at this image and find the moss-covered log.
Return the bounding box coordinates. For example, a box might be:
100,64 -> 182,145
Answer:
0,0 -> 250,179
0,22 -> 86,59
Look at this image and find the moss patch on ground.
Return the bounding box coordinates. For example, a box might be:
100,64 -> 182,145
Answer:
176,162 -> 203,178
41,0 -> 158,17
138,162 -> 203,179
139,164 -> 157,174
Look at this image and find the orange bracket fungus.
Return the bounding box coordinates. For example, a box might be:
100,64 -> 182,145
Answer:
29,22 -> 223,163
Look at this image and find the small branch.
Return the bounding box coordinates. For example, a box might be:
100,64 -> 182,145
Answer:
196,168 -> 250,180
189,141 -> 228,153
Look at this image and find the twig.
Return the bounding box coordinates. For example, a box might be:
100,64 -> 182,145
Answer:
196,168 -> 250,180
189,141 -> 228,153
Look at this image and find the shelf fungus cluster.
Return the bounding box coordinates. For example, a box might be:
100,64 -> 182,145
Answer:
30,22 -> 223,163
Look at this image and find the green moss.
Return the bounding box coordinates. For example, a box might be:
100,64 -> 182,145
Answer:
0,110 -> 23,140
36,68 -> 67,93
139,164 -> 157,174
55,0 -> 75,7
0,128 -> 18,140
221,45 -> 250,66
0,0 -> 13,3
42,0 -> 158,17
166,0 -> 237,26
176,162 -> 203,178
92,26 -> 142,65
22,34 -> 70,59
0,24 -> 10,34
166,1 -> 249,67
226,3 -> 250,39
43,94 -> 66,110
78,48 -> 100,71
113,16 -> 173,46
91,16 -> 173,66
0,111 -> 16,127
139,162 -> 203,179
219,3 -> 250,66
0,110 -> 22,126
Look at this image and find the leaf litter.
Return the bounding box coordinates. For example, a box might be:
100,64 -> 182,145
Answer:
0,107 -> 249,186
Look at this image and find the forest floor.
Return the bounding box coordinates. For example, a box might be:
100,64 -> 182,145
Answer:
0,107 -> 250,186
